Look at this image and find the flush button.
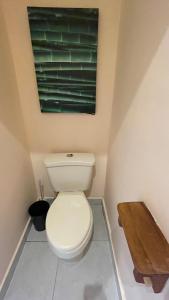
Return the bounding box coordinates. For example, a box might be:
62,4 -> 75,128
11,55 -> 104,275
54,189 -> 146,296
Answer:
66,153 -> 73,157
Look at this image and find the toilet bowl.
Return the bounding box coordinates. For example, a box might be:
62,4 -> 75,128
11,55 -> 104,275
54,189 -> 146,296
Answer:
46,191 -> 93,259
44,153 -> 95,260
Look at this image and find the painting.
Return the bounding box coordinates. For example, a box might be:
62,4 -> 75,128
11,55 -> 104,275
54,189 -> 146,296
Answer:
27,7 -> 99,114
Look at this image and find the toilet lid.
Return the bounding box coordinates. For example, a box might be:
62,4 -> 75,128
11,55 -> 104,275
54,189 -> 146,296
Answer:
46,192 -> 91,252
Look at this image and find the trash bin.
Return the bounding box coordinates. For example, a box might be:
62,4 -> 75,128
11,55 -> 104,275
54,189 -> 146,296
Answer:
28,200 -> 49,231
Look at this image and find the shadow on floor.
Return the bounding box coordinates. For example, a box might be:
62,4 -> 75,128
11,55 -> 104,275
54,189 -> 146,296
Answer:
84,284 -> 107,300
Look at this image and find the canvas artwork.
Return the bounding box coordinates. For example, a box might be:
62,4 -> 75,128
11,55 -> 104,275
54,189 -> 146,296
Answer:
27,7 -> 98,114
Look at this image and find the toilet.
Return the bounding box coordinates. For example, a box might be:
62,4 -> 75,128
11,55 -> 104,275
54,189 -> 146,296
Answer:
44,153 -> 95,260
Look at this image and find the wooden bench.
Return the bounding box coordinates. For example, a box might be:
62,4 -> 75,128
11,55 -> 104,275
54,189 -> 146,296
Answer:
117,202 -> 169,293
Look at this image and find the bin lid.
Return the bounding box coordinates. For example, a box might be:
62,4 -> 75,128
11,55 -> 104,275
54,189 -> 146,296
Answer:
28,201 -> 49,217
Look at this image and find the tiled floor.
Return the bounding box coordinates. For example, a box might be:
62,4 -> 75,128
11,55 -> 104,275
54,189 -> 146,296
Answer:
4,201 -> 119,300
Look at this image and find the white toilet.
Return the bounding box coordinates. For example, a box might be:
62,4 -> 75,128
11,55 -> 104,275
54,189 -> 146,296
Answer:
44,153 -> 95,260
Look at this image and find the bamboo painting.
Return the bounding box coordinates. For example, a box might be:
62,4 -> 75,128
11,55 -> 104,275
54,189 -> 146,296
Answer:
27,7 -> 98,114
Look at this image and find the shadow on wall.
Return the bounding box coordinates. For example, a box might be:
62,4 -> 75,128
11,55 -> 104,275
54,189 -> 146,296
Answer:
112,0 -> 169,139
0,5 -> 27,148
84,284 -> 107,300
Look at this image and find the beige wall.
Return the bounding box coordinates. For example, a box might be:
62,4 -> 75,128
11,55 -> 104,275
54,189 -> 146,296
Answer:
1,0 -> 121,197
105,0 -> 169,299
0,5 -> 37,287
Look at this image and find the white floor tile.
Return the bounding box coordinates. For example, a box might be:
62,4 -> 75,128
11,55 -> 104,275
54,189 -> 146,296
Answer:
4,243 -> 58,300
88,199 -> 102,205
4,201 -> 120,300
53,241 -> 119,300
26,225 -> 47,242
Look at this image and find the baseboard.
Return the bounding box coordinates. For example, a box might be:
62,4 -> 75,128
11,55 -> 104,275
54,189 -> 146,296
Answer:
0,217 -> 32,299
88,196 -> 103,200
101,198 -> 126,300
43,195 -> 102,205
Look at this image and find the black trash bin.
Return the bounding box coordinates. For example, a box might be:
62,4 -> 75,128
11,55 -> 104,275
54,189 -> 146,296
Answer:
28,201 -> 49,231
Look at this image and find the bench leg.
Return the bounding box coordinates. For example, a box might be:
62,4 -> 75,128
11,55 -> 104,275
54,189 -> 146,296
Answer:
118,216 -> 122,227
133,268 -> 144,284
150,274 -> 169,293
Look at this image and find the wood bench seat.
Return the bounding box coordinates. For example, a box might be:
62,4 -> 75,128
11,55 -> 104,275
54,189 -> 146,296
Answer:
117,202 -> 169,293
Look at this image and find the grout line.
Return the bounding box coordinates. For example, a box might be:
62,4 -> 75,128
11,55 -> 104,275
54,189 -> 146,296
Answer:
26,240 -> 48,243
52,259 -> 60,300
26,239 -> 109,242
92,239 -> 109,242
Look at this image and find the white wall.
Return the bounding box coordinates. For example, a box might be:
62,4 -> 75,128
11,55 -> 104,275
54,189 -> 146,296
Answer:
105,0 -> 169,299
0,5 -> 37,287
1,0 -> 122,197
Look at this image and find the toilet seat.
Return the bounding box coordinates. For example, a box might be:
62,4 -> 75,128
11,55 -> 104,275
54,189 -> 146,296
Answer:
46,191 -> 93,259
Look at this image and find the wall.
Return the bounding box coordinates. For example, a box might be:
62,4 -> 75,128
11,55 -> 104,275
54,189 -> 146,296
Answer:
1,0 -> 122,197
0,5 -> 37,287
105,0 -> 169,299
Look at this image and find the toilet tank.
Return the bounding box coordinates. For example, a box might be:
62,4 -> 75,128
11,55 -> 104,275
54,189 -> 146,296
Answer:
44,153 -> 95,192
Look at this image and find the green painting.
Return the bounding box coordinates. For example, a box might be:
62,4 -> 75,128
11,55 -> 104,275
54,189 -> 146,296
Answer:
27,7 -> 98,114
